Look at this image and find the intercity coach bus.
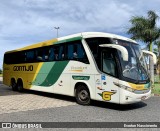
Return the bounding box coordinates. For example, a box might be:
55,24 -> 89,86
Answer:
3,32 -> 157,104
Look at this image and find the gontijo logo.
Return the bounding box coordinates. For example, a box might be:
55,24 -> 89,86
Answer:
13,65 -> 33,71
98,91 -> 116,101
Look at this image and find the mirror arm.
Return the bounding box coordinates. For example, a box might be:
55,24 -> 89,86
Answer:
142,50 -> 157,64
99,44 -> 128,61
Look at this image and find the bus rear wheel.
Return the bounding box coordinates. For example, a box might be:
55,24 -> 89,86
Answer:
75,85 -> 90,105
11,79 -> 17,91
17,80 -> 24,92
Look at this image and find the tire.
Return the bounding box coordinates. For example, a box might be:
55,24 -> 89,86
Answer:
17,80 -> 24,92
11,79 -> 17,91
75,85 -> 91,105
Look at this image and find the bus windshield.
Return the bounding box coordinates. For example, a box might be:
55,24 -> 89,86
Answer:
113,39 -> 149,82
85,37 -> 149,83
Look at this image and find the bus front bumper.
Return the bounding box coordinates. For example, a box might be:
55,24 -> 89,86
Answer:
120,89 -> 151,104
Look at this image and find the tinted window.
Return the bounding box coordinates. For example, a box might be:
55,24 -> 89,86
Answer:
25,50 -> 35,62
85,37 -> 111,58
4,52 -> 25,64
85,37 -> 111,69
54,45 -> 65,61
67,40 -> 89,64
4,40 -> 89,64
102,50 -> 117,77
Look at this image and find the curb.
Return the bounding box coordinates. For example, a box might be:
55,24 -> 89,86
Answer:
151,93 -> 160,96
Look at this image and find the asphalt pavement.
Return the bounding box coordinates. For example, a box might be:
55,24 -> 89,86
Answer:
0,96 -> 160,122
0,77 -> 2,84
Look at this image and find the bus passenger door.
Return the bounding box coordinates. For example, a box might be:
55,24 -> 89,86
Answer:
96,49 -> 120,104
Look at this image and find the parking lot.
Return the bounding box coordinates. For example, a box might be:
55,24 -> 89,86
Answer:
0,77 -> 160,129
0,77 -> 76,114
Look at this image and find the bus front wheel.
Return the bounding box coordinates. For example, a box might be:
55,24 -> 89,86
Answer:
75,85 -> 91,105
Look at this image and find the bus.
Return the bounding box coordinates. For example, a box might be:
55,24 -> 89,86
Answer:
3,32 -> 157,104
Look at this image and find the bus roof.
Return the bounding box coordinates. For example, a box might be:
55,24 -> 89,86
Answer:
5,32 -> 137,53
59,32 -> 137,43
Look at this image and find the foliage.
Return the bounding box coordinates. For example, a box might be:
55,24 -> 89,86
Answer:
127,10 -> 160,51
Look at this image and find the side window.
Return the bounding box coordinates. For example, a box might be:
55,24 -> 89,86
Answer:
4,53 -> 16,64
67,41 -> 89,64
102,50 -> 117,77
25,50 -> 35,62
36,48 -> 43,61
4,54 -> 9,64
85,37 -> 111,68
54,45 -> 64,61
58,45 -> 64,60
4,51 -> 25,64
85,37 -> 111,59
17,51 -> 25,63
11,53 -> 18,64
48,47 -> 55,61
35,47 -> 51,62
43,48 -> 50,61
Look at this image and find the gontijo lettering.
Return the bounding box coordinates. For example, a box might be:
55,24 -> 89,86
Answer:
13,65 -> 33,71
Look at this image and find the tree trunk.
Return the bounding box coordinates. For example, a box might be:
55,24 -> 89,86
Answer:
158,45 -> 160,81
149,42 -> 154,84
149,55 -> 154,84
149,42 -> 153,52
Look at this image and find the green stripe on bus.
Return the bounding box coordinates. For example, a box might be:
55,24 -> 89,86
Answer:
32,62 -> 55,86
38,61 -> 69,86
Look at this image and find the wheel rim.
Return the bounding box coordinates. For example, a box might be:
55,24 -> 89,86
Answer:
18,85 -> 20,90
17,81 -> 23,92
18,83 -> 22,90
12,81 -> 16,88
78,90 -> 89,102
12,83 -> 15,87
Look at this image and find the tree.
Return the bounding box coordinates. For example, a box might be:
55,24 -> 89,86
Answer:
127,10 -> 160,83
127,10 -> 160,51
155,40 -> 160,78
0,69 -> 2,74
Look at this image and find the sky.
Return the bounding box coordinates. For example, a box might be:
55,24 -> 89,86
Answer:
0,0 -> 160,69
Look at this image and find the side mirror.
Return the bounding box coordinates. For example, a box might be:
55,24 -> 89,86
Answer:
142,50 -> 157,64
99,44 -> 128,61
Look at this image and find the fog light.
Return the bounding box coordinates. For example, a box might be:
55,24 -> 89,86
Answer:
126,96 -> 129,100
141,96 -> 146,100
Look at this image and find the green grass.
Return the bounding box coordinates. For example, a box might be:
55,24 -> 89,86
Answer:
152,74 -> 160,95
0,74 -> 2,77
154,75 -> 160,83
152,83 -> 160,95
